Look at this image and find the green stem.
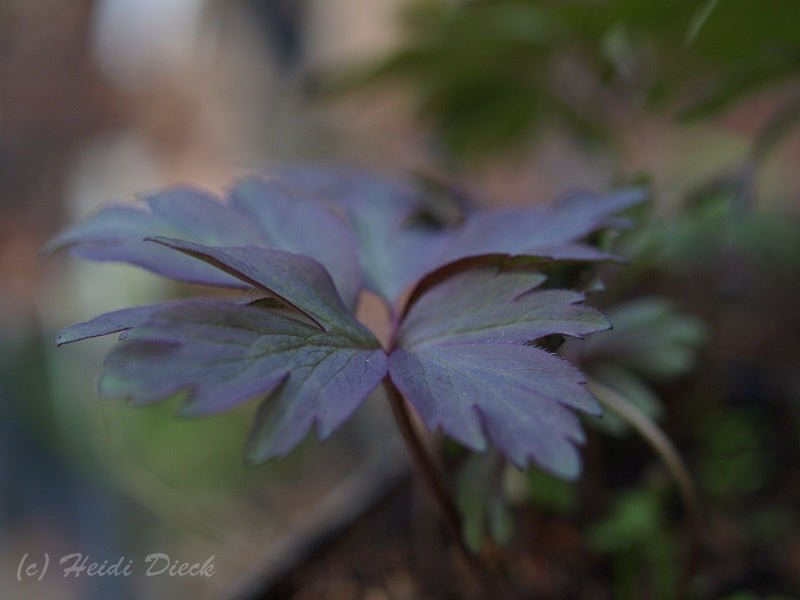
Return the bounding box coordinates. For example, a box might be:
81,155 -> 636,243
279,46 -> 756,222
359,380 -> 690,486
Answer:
588,379 -> 702,528
588,378 -> 703,597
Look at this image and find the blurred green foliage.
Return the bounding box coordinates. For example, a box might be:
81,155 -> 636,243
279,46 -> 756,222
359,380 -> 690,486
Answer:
521,466 -> 577,515
697,408 -> 772,500
351,0 -> 800,161
456,452 -> 513,551
588,484 -> 678,600
570,298 -> 706,435
721,592 -> 796,600
581,298 -> 706,381
621,176 -> 800,279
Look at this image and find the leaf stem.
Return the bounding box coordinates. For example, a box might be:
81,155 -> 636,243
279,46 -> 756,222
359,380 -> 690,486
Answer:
588,378 -> 703,597
382,376 -> 498,593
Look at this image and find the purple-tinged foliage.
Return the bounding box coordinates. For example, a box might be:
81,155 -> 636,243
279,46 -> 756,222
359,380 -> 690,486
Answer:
144,237 -> 357,330
61,239 -> 386,461
227,177 -> 361,308
389,267 -> 608,478
46,168 -> 643,307
440,190 -> 642,265
101,300 -> 387,461
57,300 -> 191,346
273,166 -> 643,304
44,178 -> 361,308
271,166 -> 452,303
43,187 -> 264,289
50,167 -> 644,478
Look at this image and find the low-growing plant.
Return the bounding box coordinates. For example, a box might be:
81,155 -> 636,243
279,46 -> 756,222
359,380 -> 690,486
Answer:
47,166 -> 644,582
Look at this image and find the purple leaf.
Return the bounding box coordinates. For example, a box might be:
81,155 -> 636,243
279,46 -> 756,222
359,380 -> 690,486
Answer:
98,300 -> 387,460
43,187 -> 264,288
342,201 -> 450,304
229,176 -> 361,308
49,167 -> 638,474
439,189 -> 644,265
44,178 -> 362,308
273,165 -> 422,213
56,300 -> 191,346
46,167 -> 642,309
273,166 -> 449,304
271,168 -> 644,304
389,266 -> 609,478
74,239 -> 389,459
146,238 -> 355,329
400,268 -> 608,346
56,296 -> 265,346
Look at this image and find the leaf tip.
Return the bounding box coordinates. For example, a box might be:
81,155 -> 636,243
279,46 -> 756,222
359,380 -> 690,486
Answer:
143,235 -> 175,247
583,395 -> 604,418
39,239 -> 60,258
243,440 -> 280,467
55,324 -> 87,347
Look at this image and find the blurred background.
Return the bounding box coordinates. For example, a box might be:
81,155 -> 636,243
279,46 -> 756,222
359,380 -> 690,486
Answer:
2,1 -> 799,598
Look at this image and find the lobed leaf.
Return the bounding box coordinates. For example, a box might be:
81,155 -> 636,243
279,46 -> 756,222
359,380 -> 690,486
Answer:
56,296 -> 285,346
49,167 -> 638,475
398,267 -> 608,346
57,300 -> 193,346
44,178 -> 361,308
274,166 -> 451,304
46,168 -> 643,310
389,266 -> 609,478
99,300 -> 387,460
145,238 -> 356,332
229,176 -> 361,308
439,189 -> 644,265
273,167 -> 644,304
43,187 -> 264,289
60,240 -> 388,460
